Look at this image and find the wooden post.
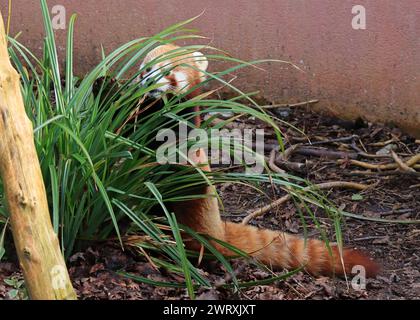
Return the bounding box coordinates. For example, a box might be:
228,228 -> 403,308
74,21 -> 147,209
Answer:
0,12 -> 76,299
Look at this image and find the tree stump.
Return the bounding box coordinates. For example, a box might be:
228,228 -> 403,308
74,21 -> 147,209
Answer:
0,11 -> 76,300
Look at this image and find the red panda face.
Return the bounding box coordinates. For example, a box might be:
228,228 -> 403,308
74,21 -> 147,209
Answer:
137,44 -> 208,98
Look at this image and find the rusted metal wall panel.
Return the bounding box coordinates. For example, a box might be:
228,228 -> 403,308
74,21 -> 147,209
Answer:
1,0 -> 419,136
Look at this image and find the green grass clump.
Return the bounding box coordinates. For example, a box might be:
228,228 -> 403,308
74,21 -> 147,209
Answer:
0,0 -> 343,298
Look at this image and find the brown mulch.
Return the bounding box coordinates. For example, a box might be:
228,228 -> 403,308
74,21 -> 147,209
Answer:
0,106 -> 419,300
218,106 -> 420,300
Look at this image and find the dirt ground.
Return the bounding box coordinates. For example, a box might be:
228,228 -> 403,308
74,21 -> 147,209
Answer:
1,106 -> 419,300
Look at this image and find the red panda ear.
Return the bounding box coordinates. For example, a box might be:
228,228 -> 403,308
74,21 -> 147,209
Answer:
192,51 -> 208,72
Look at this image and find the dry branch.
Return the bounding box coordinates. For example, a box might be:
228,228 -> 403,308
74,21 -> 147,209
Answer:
259,99 -> 319,109
350,170 -> 420,178
391,150 -> 416,173
274,144 -> 306,172
339,159 -> 399,170
305,135 -> 358,146
406,154 -> 420,166
339,153 -> 420,171
350,145 -> 392,159
268,149 -> 285,174
0,12 -> 76,300
295,147 -> 358,160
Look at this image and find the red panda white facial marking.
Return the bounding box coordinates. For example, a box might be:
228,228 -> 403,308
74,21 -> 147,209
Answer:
137,44 -> 208,99
137,44 -> 208,126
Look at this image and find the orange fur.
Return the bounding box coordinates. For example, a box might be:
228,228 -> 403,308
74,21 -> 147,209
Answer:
140,45 -> 380,278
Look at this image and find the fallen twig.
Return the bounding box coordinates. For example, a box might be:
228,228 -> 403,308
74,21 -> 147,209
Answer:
305,135 -> 358,146
349,170 -> 420,178
378,208 -> 413,216
391,150 -> 416,172
369,138 -> 396,147
406,154 -> 420,166
339,153 -> 420,171
289,135 -> 311,143
350,142 -> 391,159
242,181 -> 371,224
276,159 -> 306,173
259,99 -> 319,109
353,236 -> 388,242
340,159 -> 399,170
295,147 -> 358,159
268,149 -> 285,174
273,144 -> 306,172
281,144 -> 301,160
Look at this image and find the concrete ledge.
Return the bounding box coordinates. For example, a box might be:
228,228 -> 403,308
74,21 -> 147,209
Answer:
2,0 -> 419,136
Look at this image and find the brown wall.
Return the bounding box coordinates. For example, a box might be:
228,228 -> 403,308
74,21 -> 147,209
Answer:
2,0 -> 419,136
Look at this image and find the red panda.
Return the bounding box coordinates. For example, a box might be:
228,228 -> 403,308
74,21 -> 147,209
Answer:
137,44 -> 380,278
138,44 -> 207,127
